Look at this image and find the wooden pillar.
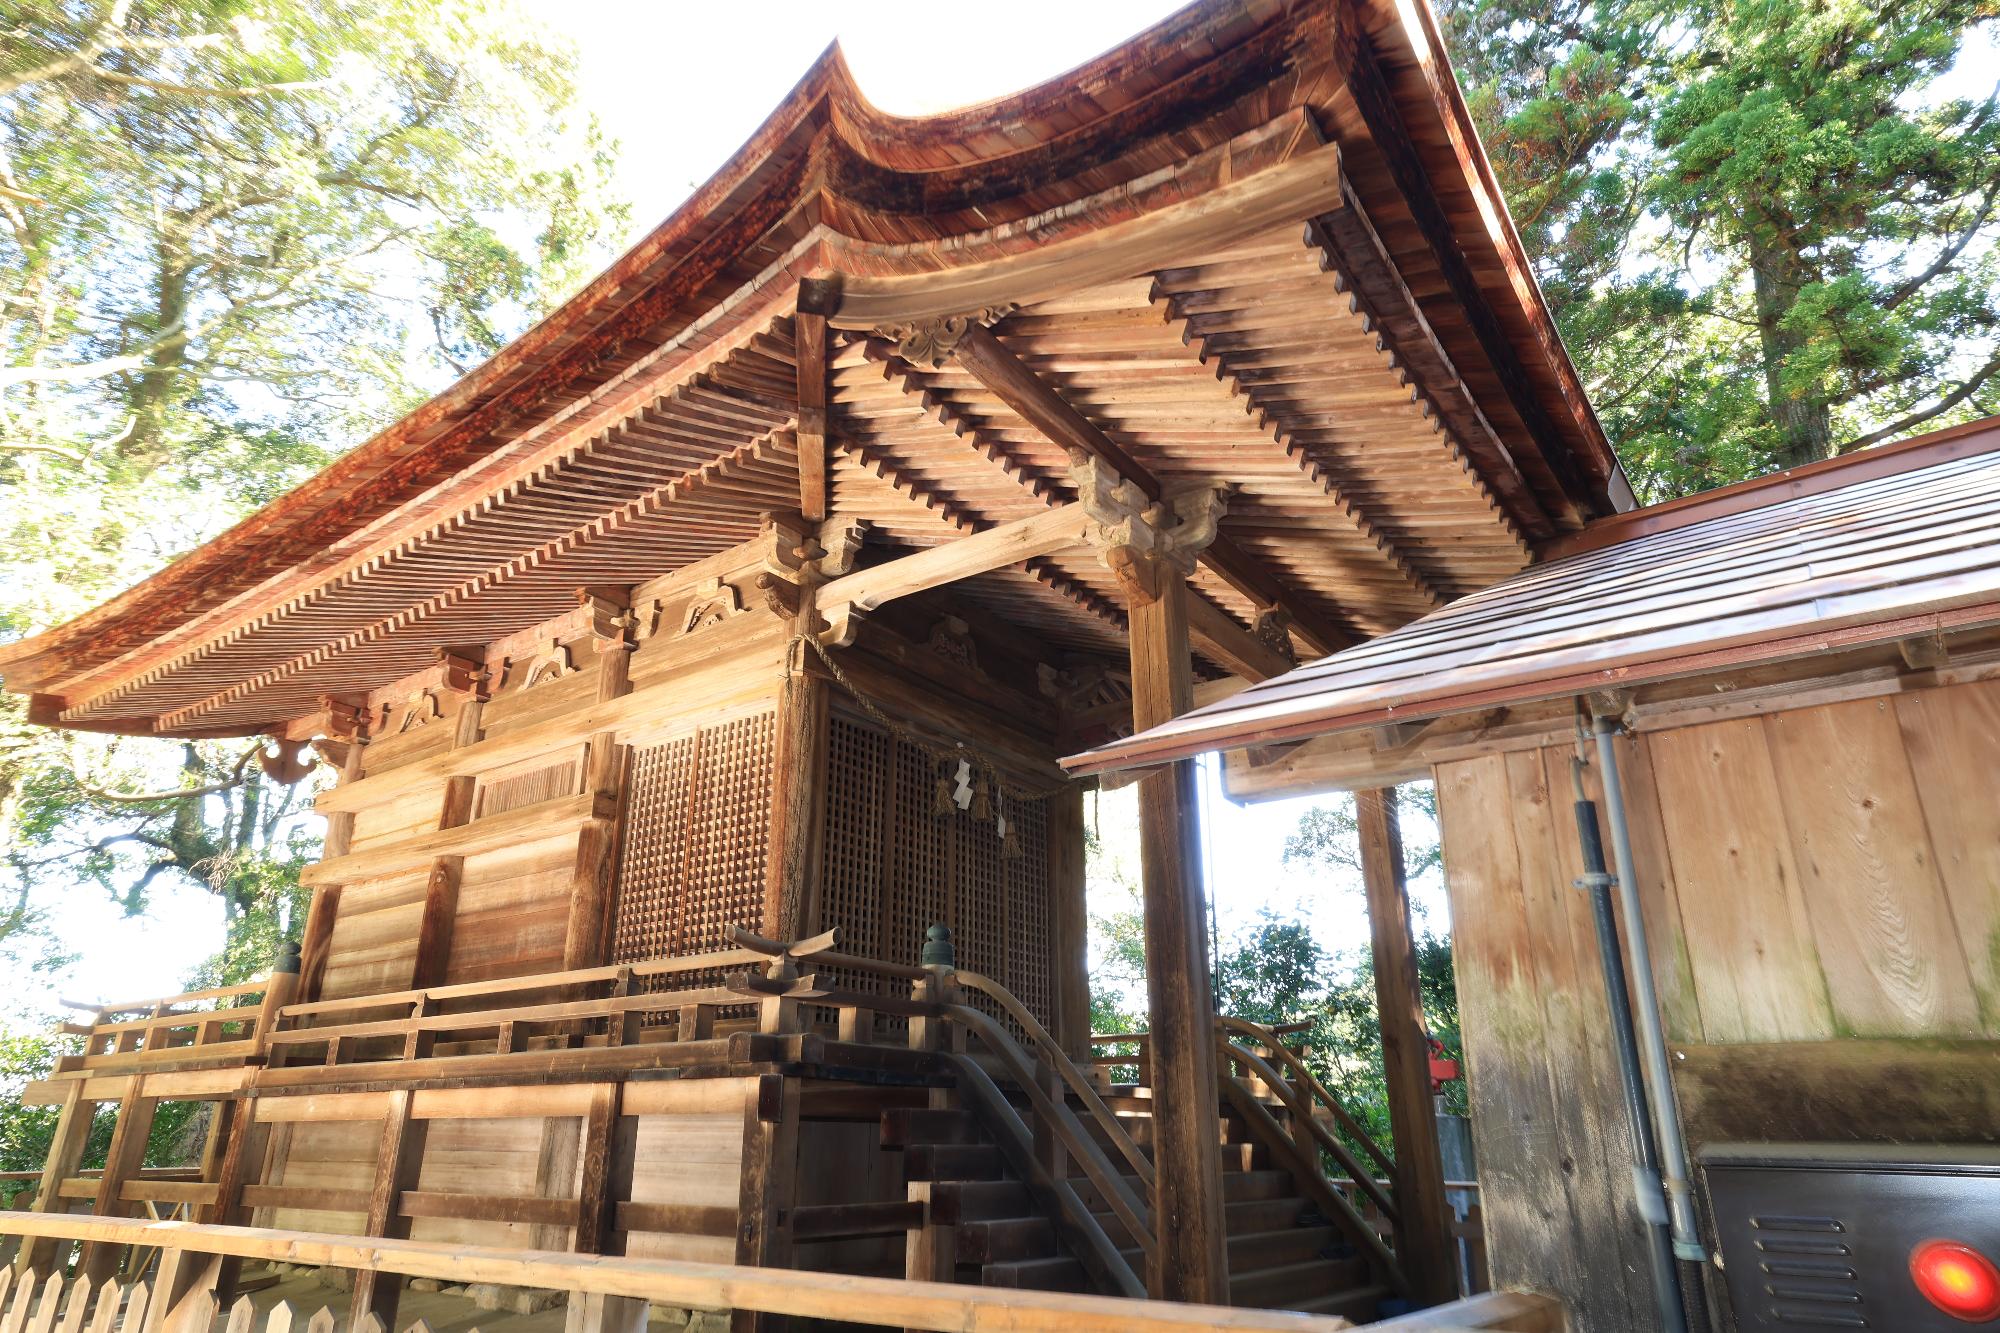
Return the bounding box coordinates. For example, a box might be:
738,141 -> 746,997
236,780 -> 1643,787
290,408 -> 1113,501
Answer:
349,1088 -> 427,1333
79,1077 -> 157,1284
794,280 -> 836,524
1126,568 -> 1229,1305
15,1079 -> 96,1274
1048,784 -> 1091,1062
765,641 -> 829,940
1356,786 -> 1458,1306
733,1073 -> 801,1332
299,730 -> 367,1006
142,1246 -> 227,1333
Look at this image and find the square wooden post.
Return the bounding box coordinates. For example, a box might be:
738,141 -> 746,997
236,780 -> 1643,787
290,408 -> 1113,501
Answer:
349,1088 -> 427,1333
15,1079 -> 96,1274
1125,568 -> 1229,1305
1357,786 -> 1459,1305
1047,785 -> 1091,1063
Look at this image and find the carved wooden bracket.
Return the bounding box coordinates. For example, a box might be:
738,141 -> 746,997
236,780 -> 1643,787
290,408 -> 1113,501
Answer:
318,694 -> 368,744
1255,608 -> 1298,666
815,520 -> 867,579
257,737 -> 317,785
381,648 -> 489,732
882,307 -> 1012,368
518,638 -> 575,691
1067,449 -> 1227,603
678,577 -> 746,637
927,616 -> 979,674
578,586 -> 638,654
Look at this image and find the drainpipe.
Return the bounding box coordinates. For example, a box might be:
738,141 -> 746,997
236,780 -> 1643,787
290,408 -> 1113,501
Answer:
1591,713 -> 1705,1264
1572,760 -> 1688,1333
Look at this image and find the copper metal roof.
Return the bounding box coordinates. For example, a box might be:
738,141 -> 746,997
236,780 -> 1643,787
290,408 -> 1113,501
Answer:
1063,415 -> 2000,775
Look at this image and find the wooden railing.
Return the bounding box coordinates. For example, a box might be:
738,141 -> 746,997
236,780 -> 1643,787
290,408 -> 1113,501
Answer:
0,1215 -> 1563,1333
14,938 -> 1495,1323
52,978 -> 293,1077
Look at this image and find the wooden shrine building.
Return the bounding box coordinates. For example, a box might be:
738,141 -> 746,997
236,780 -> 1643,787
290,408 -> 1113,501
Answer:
0,0 -> 1644,1329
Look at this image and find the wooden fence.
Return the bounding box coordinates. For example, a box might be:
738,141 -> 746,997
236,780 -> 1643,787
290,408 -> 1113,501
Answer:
0,1214 -> 1561,1333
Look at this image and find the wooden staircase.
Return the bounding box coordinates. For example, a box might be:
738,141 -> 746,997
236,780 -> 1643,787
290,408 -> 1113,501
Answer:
881,1006 -> 1404,1323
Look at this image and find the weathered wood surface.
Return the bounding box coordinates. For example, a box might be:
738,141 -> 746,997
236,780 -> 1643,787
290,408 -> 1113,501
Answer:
1354,789 -> 1456,1306
0,1212 -> 1562,1332
1124,570 -> 1229,1305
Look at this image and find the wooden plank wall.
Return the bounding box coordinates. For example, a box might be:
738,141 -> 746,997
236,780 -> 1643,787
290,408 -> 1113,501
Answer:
1434,674 -> 2000,1333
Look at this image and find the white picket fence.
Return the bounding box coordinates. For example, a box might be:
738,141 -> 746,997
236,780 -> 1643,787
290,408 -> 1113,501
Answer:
0,1268 -> 456,1333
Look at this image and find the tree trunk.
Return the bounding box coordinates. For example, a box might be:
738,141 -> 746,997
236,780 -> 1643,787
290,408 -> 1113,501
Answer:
1748,230 -> 1834,470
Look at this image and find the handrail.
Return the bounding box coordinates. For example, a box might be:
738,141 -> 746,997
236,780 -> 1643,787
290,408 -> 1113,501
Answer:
1216,1015 -> 1398,1184
0,1212 -> 1504,1333
952,971 -> 1155,1192
943,1004 -> 1154,1270
938,1052 -> 1148,1303
1218,1036 -> 1399,1224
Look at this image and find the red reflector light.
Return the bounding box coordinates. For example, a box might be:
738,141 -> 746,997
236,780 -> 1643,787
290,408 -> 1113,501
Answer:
1912,1240 -> 2000,1322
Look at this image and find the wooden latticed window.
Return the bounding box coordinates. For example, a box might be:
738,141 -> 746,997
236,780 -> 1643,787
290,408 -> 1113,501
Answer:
612,712 -> 775,968
820,709 -> 1055,1032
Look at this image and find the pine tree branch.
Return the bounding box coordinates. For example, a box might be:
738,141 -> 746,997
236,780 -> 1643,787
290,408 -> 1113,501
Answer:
1840,350 -> 2000,452
1884,183 -> 2000,311
76,744 -> 262,805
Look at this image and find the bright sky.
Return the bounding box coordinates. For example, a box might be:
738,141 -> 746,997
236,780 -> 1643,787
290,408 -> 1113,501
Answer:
11,0 -> 1440,1022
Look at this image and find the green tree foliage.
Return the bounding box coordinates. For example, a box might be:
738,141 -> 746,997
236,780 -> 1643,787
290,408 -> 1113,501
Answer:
0,0 -> 625,959
1086,784 -> 1465,1161
1442,0 -> 2000,490
0,0 -> 625,1173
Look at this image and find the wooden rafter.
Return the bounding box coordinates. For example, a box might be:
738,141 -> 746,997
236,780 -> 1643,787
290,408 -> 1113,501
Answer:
858,340 -> 1307,676
1336,32 -> 1608,521
1304,198 -> 1543,547
1151,277 -> 1448,608
154,434 -> 799,731
924,322 -> 1353,657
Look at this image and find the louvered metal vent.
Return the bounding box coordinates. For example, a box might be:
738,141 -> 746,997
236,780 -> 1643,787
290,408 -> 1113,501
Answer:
1705,1145 -> 2000,1331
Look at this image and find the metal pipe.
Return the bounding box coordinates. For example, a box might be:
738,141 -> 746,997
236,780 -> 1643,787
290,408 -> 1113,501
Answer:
1592,714 -> 1706,1261
1573,784 -> 1688,1333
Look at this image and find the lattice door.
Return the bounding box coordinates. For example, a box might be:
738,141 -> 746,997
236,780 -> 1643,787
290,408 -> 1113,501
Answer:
612,712 -> 775,966
819,709 -> 1054,1031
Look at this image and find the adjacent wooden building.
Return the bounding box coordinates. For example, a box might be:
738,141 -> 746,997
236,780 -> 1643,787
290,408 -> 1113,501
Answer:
0,0 -> 1834,1328
1076,415 -> 2000,1331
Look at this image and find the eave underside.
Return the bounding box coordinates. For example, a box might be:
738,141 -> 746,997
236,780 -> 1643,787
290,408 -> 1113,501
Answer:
4,0 -> 1623,734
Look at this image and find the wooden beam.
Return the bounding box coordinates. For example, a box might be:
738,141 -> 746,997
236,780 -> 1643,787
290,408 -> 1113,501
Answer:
1182,593 -> 1295,684
817,503 -> 1095,614
1124,559 -> 1229,1304
0,1209 -> 1534,1333
795,283 -> 834,522
947,323 -> 1349,656
1356,788 -> 1458,1307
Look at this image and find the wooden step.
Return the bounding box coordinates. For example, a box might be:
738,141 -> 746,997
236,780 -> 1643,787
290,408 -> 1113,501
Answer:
980,1255 -> 1091,1292
1293,1284 -> 1394,1323
1224,1195 -> 1316,1233
1226,1225 -> 1344,1270
880,1108 -> 983,1148
928,1179 -> 1033,1224
903,1143 -> 1004,1182
1230,1254 -> 1369,1309
1074,1168 -> 1300,1218
1225,1169 -> 1297,1202
956,1215 -> 1057,1264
